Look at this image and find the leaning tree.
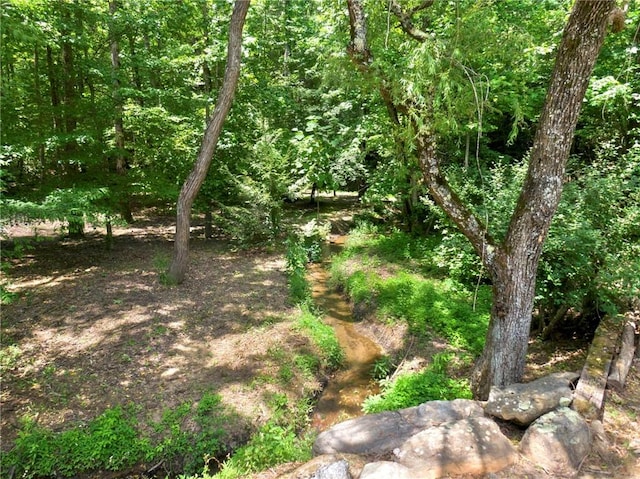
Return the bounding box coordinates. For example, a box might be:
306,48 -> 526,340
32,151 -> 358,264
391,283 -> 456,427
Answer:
168,0 -> 251,284
345,0 -> 620,398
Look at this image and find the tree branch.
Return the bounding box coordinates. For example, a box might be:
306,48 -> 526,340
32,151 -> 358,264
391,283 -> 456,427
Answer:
346,0 -> 495,266
415,128 -> 496,269
389,0 -> 433,43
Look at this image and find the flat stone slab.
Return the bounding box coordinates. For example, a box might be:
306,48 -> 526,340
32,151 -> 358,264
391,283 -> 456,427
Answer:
313,399 -> 484,456
485,371 -> 579,425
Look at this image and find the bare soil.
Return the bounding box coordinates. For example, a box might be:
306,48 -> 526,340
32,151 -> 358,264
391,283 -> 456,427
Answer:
1,212 -> 323,472
2,199 -> 639,479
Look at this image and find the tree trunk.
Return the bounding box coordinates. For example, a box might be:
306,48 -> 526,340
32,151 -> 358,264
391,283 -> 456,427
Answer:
46,45 -> 62,142
345,0 -> 616,398
471,0 -> 615,399
110,0 -> 126,174
34,46 -> 46,182
167,0 -> 250,284
109,0 -> 134,223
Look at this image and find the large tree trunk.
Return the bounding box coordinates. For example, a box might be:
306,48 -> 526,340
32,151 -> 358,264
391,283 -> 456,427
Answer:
167,0 -> 250,284
346,0 -> 616,398
471,0 -> 615,399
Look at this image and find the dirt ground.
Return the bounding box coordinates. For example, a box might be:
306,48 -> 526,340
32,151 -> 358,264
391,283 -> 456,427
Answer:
0,213 -> 324,472
1,201 -> 639,478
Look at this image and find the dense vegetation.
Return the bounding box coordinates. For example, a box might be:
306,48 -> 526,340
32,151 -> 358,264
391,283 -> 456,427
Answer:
2,0 -> 637,323
1,0 -> 639,477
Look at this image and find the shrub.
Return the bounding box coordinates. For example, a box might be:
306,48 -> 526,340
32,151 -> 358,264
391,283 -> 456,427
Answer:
1,393 -> 231,478
1,407 -> 151,478
362,354 -> 472,413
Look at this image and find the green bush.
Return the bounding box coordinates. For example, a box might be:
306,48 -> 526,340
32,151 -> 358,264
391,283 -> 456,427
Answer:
1,407 -> 151,478
1,393 -> 231,478
362,354 -> 472,413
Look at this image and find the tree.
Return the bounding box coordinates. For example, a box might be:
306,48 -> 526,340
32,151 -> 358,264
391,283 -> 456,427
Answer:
345,0 -> 618,398
167,0 -> 251,284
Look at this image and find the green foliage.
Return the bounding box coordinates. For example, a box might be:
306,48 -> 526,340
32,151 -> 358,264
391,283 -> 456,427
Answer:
1,393 -> 231,478
538,149 -> 640,318
212,395 -> 314,479
370,355 -> 393,381
296,304 -> 344,370
331,228 -> 491,355
362,353 -> 472,414
212,421 -> 313,479
1,187 -> 114,234
1,407 -> 150,478
285,220 -> 330,304
0,344 -> 22,375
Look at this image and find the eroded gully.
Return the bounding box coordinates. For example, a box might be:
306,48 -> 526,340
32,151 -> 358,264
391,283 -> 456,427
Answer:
308,237 -> 382,431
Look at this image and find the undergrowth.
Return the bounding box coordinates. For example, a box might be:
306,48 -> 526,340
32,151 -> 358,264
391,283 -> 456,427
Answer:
0,392 -> 232,479
330,224 -> 490,412
362,353 -> 472,413
331,251 -> 491,355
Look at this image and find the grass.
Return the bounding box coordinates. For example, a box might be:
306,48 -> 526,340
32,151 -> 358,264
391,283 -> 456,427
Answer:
295,304 -> 344,370
0,392 -> 233,478
362,353 -> 473,413
329,224 -> 491,412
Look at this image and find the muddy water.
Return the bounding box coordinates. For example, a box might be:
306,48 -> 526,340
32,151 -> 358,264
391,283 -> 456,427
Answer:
308,238 -> 382,430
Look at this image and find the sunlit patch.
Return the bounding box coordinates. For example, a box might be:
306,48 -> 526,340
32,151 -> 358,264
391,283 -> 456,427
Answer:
161,367 -> 179,378
254,258 -> 285,272
173,344 -> 195,353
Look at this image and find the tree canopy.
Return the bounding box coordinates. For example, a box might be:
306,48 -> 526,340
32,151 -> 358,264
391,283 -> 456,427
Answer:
2,0 -> 639,393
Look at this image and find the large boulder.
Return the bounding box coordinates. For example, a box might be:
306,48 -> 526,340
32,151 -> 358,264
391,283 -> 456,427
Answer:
312,399 -> 483,456
394,416 -> 517,476
485,371 -> 579,425
520,407 -> 591,477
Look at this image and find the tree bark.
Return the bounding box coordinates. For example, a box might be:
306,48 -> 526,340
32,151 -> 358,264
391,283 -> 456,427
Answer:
472,0 -> 615,399
109,0 -> 134,223
345,0 -> 616,398
167,0 -> 250,284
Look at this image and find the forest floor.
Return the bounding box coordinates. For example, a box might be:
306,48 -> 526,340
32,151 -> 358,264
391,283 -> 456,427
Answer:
1,195 -> 639,478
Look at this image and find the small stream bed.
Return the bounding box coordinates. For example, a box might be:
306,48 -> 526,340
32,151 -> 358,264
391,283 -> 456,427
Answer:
308,237 -> 383,430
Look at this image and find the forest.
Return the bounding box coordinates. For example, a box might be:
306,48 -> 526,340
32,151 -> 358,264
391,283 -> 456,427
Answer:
1,0 -> 639,478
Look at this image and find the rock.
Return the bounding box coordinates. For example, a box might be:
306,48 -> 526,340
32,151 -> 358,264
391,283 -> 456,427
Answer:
311,459 -> 350,479
359,461 -> 424,479
394,416 -> 517,476
485,371 -> 579,426
279,454 -> 365,479
313,399 -> 483,456
520,407 -> 591,477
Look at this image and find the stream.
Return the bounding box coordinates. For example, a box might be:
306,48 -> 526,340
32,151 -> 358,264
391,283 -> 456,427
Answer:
308,237 -> 383,431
